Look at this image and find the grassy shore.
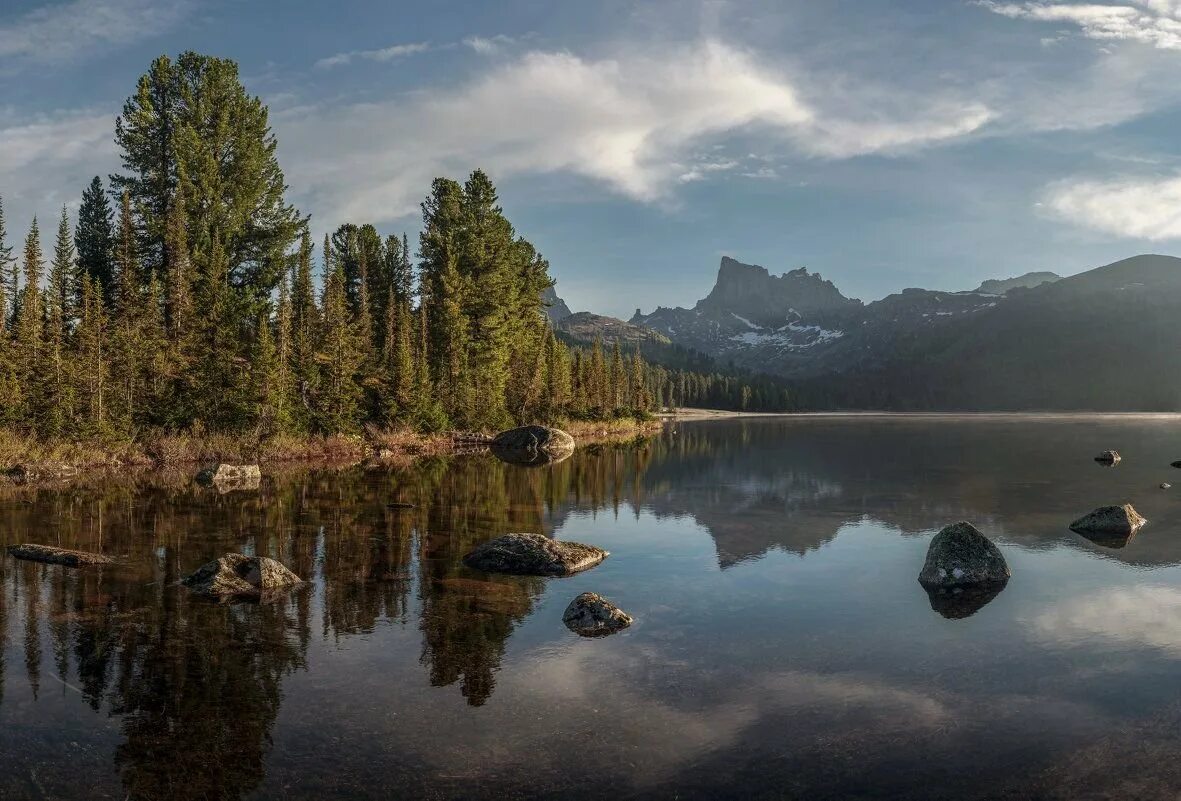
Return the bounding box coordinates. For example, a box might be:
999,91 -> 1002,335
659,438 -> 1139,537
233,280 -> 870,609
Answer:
0,417 -> 663,477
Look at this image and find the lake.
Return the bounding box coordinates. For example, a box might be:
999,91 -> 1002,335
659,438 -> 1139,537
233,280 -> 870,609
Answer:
4,415 -> 1181,800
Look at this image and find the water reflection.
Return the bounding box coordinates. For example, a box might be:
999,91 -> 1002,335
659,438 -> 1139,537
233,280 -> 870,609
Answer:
3,417 -> 1181,798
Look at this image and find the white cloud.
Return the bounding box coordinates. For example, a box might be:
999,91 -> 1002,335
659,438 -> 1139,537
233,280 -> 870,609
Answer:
315,41 -> 432,70
980,1 -> 1181,50
280,40 -> 993,224
0,0 -> 190,65
0,110 -> 116,231
1026,585 -> 1181,652
1044,172 -> 1181,239
463,34 -> 517,55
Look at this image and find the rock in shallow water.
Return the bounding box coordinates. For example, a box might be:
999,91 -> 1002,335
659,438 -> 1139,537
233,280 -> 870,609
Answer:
489,426 -> 575,466
182,553 -> 302,600
563,592 -> 633,637
7,544 -> 113,567
196,464 -> 262,485
463,532 -> 607,576
1094,450 -> 1121,465
1069,504 -> 1146,538
917,522 -> 1011,589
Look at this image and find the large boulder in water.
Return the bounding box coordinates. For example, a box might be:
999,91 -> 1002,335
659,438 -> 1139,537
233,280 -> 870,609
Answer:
196,464 -> 262,486
563,592 -> 633,637
463,532 -> 607,576
490,426 -> 575,466
1094,450 -> 1121,465
182,553 -> 302,600
1069,505 -> 1146,546
917,522 -> 1011,589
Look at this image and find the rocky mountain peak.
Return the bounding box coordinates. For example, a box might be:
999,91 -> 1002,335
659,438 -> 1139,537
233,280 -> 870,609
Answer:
696,257 -> 859,323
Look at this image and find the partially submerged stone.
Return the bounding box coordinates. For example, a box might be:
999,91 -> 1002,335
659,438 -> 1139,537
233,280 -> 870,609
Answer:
1094,450 -> 1121,465
1162,483 -> 1172,490
386,502 -> 416,510
917,522 -> 1011,589
1069,504 -> 1147,548
182,553 -> 302,600
5,463 -> 80,484
490,426 -> 575,467
196,464 -> 262,486
463,532 -> 607,576
7,544 -> 114,567
563,592 -> 633,637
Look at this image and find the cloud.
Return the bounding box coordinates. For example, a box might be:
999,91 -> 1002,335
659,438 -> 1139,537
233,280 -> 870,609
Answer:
280,40 -> 993,224
463,34 -> 517,55
315,41 -> 432,69
1044,173 -> 1181,239
0,0 -> 190,65
980,1 -> 1181,50
0,110 -> 116,230
1026,585 -> 1181,652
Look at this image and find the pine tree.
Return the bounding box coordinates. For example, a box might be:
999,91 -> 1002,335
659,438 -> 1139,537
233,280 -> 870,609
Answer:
316,255 -> 363,432
420,178 -> 469,427
74,275 -> 108,434
75,177 -> 115,307
0,195 -> 16,324
49,207 -> 75,336
40,208 -> 76,436
0,269 -> 17,426
274,275 -> 295,433
290,231 -> 319,430
251,308 -> 283,436
14,219 -> 44,426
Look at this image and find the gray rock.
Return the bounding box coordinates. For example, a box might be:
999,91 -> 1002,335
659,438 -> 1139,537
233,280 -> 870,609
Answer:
7,544 -> 114,567
563,592 -> 633,637
1094,450 -> 1121,465
196,464 -> 262,486
1162,483 -> 1172,490
1069,504 -> 1147,539
463,532 -> 607,576
182,553 -> 302,600
490,426 -> 575,467
1172,461 -> 1181,469
917,522 -> 1011,588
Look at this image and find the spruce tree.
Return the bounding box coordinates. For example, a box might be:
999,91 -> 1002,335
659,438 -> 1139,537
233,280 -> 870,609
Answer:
0,195 -> 16,325
49,206 -> 75,335
274,276 -> 295,433
14,218 -> 44,426
74,275 -> 108,434
290,231 -> 319,430
75,177 -> 115,306
316,256 -> 363,432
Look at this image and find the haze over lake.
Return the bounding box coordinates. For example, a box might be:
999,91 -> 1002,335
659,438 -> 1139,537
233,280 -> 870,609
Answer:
3,416 -> 1181,799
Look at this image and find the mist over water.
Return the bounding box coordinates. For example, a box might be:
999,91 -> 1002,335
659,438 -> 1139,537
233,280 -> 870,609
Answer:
4,416 -> 1181,799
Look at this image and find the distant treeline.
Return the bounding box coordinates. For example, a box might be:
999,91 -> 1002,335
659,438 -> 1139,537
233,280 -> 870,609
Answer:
0,52 -> 792,441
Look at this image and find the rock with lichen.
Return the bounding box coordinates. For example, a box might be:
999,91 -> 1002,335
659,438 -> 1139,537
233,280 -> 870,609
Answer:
463,532 -> 607,576
917,522 -> 1010,589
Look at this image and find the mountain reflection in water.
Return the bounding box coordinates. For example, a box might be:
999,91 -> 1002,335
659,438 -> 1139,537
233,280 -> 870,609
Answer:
4,416 -> 1181,799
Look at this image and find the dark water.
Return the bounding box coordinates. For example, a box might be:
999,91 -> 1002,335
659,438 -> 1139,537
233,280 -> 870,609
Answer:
5,416 -> 1181,800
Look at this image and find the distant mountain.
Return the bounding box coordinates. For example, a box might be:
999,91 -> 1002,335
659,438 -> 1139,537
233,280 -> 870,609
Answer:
631,254 -> 1181,410
556,312 -> 670,347
541,285 -> 572,323
974,271 -> 1060,295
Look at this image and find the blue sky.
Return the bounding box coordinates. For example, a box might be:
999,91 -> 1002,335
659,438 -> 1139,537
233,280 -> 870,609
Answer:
4,0 -> 1181,317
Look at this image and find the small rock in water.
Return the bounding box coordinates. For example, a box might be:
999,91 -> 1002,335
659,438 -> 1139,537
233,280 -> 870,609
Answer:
563,592 -> 633,637
196,464 -> 262,486
182,553 -> 302,601
1172,461 -> 1181,469
1161,483 -> 1172,490
1069,504 -> 1147,538
489,426 -> 575,467
1094,450 -> 1121,465
917,522 -> 1010,589
7,544 -> 114,567
386,502 -> 416,510
463,532 -> 607,576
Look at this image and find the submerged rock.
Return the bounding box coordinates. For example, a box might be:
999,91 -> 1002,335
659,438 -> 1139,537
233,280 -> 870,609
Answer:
1095,450 -> 1121,465
7,544 -> 114,567
1069,505 -> 1147,548
924,582 -> 1007,620
182,553 -> 302,600
563,592 -> 633,637
386,502 -> 416,510
196,464 -> 262,486
917,522 -> 1011,588
1162,483 -> 1172,490
490,426 -> 575,467
463,532 -> 607,576
1172,461 -> 1181,469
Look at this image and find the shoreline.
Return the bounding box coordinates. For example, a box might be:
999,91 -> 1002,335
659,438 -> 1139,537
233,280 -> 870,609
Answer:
664,408 -> 1181,421
0,418 -> 663,486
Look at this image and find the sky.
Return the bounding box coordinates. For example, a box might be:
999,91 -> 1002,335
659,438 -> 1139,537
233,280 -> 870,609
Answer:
4,0 -> 1181,318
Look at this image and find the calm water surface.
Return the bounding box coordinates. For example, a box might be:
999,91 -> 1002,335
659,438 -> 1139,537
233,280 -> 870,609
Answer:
4,416 -> 1181,800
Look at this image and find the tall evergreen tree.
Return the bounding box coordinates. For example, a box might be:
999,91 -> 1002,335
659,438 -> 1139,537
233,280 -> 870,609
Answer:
75,177 -> 115,306
316,256 -> 363,432
290,231 -> 319,430
14,218 -> 45,425
49,206 -> 75,335
0,195 -> 16,325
